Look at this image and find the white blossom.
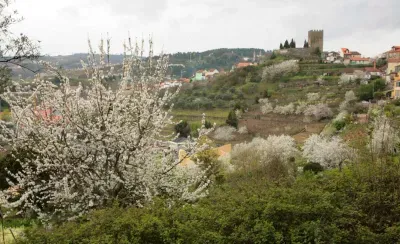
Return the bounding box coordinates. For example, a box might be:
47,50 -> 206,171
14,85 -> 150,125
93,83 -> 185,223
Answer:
304,103 -> 333,121
370,115 -> 400,156
303,134 -> 354,169
274,103 -> 295,115
238,125 -> 248,134
307,93 -> 320,103
259,98 -> 274,114
262,60 -> 299,81
0,38 -> 210,221
213,126 -> 236,141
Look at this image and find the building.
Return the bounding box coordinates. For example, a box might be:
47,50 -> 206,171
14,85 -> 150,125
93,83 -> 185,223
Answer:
364,62 -> 382,78
205,68 -> 219,77
391,71 -> 400,99
323,51 -> 341,63
386,46 -> 400,75
308,30 -> 324,51
233,62 -> 254,70
349,57 -> 371,65
194,70 -> 206,81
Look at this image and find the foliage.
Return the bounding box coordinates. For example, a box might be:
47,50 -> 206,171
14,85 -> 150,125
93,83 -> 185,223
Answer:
22,160 -> 400,244
302,162 -> 323,174
303,134 -> 354,169
306,92 -> 320,103
174,120 -> 191,138
0,40 -> 210,222
226,110 -> 238,128
237,125 -> 248,134
357,79 -> 386,101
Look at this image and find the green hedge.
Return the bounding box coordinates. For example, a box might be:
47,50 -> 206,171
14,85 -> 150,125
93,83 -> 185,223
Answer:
20,161 -> 400,244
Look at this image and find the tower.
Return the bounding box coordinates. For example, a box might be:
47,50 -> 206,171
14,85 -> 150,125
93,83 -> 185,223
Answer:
308,30 -> 324,51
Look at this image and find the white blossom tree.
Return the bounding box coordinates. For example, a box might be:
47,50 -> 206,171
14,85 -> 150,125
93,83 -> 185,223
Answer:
303,103 -> 333,121
231,135 -> 298,179
262,60 -> 299,81
259,98 -> 274,114
0,39 -> 210,221
370,115 -> 400,156
213,126 -> 236,141
306,93 -> 320,103
303,134 -> 354,169
274,103 -> 295,115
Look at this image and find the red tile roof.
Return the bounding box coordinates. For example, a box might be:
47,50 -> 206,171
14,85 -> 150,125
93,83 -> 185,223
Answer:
392,46 -> 400,50
236,62 -> 253,68
349,51 -> 361,55
341,48 -> 349,53
350,57 -> 370,61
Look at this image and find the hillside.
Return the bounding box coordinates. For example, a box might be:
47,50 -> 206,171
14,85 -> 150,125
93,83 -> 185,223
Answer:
10,48 -> 266,79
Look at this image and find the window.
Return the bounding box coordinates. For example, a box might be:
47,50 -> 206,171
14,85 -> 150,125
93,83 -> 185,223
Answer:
395,66 -> 400,73
397,82 -> 400,87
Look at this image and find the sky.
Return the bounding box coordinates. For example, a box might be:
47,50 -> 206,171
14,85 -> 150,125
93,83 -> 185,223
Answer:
10,0 -> 400,57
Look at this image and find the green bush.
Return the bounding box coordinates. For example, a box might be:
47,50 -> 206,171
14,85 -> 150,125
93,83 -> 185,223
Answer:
174,121 -> 191,138
21,161 -> 400,244
333,120 -> 346,131
303,162 -> 324,174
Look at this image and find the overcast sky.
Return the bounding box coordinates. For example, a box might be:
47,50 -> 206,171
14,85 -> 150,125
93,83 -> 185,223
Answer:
10,0 -> 400,57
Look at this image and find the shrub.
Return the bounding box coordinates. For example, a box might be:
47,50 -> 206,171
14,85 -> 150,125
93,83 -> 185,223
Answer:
238,125 -> 248,134
303,162 -> 324,174
174,120 -> 191,138
306,93 -> 320,103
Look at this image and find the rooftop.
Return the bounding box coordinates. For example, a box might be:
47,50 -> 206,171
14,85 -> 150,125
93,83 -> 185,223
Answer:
350,57 -> 370,61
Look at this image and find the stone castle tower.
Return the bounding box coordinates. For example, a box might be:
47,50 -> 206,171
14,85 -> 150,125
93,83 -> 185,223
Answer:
308,30 -> 324,51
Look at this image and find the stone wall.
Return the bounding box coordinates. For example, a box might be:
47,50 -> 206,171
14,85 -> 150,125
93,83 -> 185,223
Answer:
308,30 -> 324,51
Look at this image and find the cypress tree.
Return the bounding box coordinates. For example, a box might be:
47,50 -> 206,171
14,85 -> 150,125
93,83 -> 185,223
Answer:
290,38 -> 295,48
284,40 -> 290,49
279,43 -> 283,49
304,40 -> 309,48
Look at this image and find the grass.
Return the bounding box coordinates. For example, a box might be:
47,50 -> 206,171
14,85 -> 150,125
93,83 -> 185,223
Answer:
0,226 -> 23,244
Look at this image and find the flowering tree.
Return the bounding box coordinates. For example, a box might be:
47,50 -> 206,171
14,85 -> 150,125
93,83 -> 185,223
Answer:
259,98 -> 274,114
304,103 -> 333,121
303,134 -> 354,169
0,39 -> 210,221
213,126 -> 236,140
339,90 -> 357,112
231,135 -> 298,179
262,60 -> 299,81
306,93 -> 320,103
274,103 -> 295,115
370,115 -> 400,156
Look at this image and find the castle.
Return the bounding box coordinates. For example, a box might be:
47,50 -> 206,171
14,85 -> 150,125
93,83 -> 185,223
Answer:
308,30 -> 324,51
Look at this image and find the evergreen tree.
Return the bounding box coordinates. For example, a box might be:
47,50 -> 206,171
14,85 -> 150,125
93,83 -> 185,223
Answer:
226,110 -> 238,128
279,43 -> 283,49
304,40 -> 309,48
290,38 -> 295,48
270,52 -> 276,60
284,40 -> 290,49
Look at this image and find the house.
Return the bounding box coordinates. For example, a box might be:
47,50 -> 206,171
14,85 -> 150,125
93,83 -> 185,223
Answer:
232,62 -> 254,71
364,62 -> 382,78
349,57 -> 371,65
194,70 -> 206,81
205,68 -> 219,77
386,45 -> 400,75
391,71 -> 400,99
324,51 -> 341,63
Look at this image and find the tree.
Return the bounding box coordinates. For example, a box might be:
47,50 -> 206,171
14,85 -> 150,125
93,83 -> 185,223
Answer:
370,115 -> 400,157
226,110 -> 238,128
303,40 -> 309,48
303,134 -> 354,169
303,103 -> 333,121
279,43 -> 283,50
290,38 -> 296,48
270,51 -> 276,60
262,60 -> 299,81
0,0 -> 40,111
174,121 -> 191,138
0,39 -> 210,221
284,40 -> 290,49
